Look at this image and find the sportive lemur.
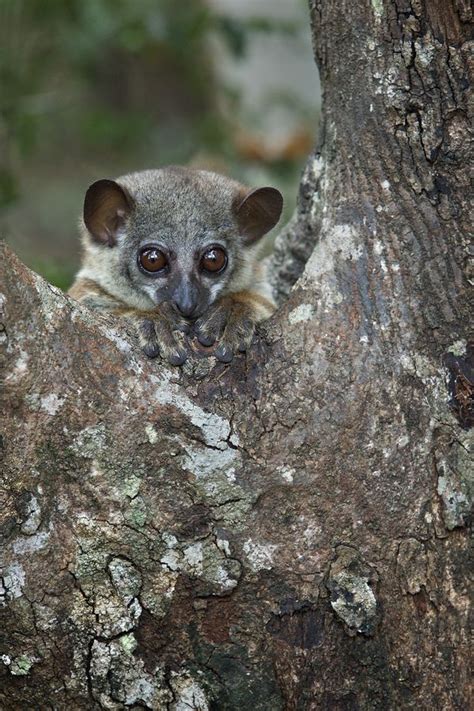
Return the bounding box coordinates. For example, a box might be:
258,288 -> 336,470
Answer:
68,167 -> 283,365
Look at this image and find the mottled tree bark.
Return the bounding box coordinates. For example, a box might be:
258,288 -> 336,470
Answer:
1,1 -> 472,709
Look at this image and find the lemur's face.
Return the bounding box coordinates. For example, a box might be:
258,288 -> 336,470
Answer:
128,228 -> 238,319
82,167 -> 282,319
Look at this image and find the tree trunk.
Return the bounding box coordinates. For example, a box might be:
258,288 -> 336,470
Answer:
1,1 -> 472,709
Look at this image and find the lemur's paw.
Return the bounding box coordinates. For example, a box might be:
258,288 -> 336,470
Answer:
193,296 -> 256,363
136,305 -> 189,365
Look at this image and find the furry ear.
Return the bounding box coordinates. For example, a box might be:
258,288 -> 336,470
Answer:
83,179 -> 134,247
234,186 -> 283,245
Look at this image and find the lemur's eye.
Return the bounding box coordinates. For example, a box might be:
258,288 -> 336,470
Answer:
139,247 -> 168,273
200,247 -> 227,274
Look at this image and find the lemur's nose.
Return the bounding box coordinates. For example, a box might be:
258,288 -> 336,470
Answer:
175,299 -> 196,318
173,282 -> 198,318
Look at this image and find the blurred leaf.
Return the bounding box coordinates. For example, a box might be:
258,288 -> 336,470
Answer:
243,17 -> 300,35
0,169 -> 19,208
79,109 -> 154,151
195,113 -> 231,154
216,17 -> 247,58
13,111 -> 39,155
215,14 -> 300,58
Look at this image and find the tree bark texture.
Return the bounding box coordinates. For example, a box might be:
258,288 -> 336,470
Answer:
1,1 -> 472,709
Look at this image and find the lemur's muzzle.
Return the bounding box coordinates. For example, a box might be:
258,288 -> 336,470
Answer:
172,280 -> 200,319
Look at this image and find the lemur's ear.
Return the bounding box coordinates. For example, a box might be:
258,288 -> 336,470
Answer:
234,186 -> 283,245
83,179 -> 134,247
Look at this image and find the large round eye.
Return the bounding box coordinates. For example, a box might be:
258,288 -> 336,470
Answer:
139,247 -> 168,273
200,247 -> 227,274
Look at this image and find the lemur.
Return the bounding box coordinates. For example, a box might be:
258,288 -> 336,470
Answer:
69,167 -> 283,365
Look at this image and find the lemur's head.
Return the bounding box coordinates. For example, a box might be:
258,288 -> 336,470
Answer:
81,167 -> 282,319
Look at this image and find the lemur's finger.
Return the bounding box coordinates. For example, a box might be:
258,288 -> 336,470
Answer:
216,313 -> 255,362
214,344 -> 234,363
155,322 -> 188,366
137,319 -> 160,358
136,316 -> 188,365
194,305 -> 227,346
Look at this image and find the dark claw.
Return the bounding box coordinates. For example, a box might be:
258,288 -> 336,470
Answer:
197,332 -> 216,347
175,321 -> 190,334
168,351 -> 187,366
215,345 -> 233,363
238,343 -> 247,353
143,343 -> 160,358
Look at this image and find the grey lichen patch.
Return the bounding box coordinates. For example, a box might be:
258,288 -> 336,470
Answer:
371,0 -> 384,21
40,393 -> 65,415
71,516 -> 178,625
434,431 -> 473,530
20,494 -> 42,535
302,222 -> 362,282
446,339 -> 467,357
108,558 -> 142,600
182,444 -> 238,486
119,632 -> 138,655
413,37 -> 435,68
94,591 -> 142,638
288,303 -> 315,325
24,392 -> 65,415
74,511 -> 106,539
327,546 -> 378,636
329,572 -> 377,635
12,527 -> 51,555
167,538 -> 241,595
151,372 -> 237,449
182,444 -> 254,526
200,548 -> 241,595
1,563 -> 26,603
72,554 -> 143,638
105,327 -> 133,355
276,466 -> 296,484
298,221 -> 361,311
397,538 -> 428,594
32,274 -> 66,330
123,495 -> 148,529
70,424 -> 107,458
145,423 -> 159,444
243,539 -> 278,572
4,349 -> 29,385
170,670 -> 209,711
120,473 -> 142,500
90,638 -> 172,709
